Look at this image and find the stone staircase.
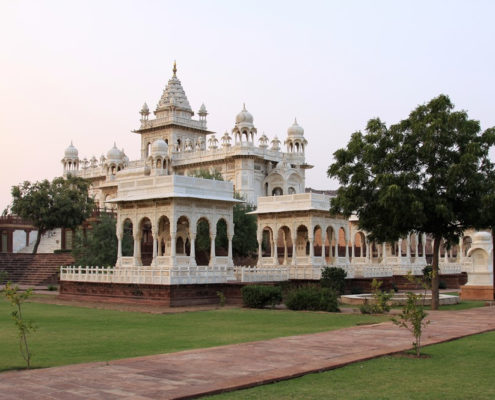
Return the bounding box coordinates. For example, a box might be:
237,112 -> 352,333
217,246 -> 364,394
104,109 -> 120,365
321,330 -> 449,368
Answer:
0,253 -> 74,286
17,229 -> 62,254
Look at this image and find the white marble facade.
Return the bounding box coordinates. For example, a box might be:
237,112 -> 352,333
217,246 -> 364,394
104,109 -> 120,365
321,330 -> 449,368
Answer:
58,63 -> 490,285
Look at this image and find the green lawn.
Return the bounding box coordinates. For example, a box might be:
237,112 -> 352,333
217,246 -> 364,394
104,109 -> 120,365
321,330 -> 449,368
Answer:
207,331 -> 495,400
0,299 -> 388,371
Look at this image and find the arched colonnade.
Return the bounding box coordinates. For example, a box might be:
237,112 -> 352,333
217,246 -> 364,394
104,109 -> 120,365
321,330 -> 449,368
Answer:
116,204 -> 234,268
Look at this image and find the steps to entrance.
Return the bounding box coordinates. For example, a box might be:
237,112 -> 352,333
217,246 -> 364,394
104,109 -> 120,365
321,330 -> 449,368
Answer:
0,253 -> 74,286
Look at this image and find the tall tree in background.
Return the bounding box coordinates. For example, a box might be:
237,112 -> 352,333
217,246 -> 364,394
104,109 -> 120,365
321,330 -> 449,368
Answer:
328,95 -> 495,309
72,212 -> 125,266
9,176 -> 94,254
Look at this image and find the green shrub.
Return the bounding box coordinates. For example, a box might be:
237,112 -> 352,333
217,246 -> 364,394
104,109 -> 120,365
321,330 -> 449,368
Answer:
321,267 -> 347,294
241,285 -> 282,308
47,285 -> 57,291
285,286 -> 339,312
439,280 -> 447,290
359,279 -> 393,314
422,265 -> 433,287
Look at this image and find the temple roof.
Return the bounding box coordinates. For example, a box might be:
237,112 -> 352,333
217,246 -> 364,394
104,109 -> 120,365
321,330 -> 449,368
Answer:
155,62 -> 193,114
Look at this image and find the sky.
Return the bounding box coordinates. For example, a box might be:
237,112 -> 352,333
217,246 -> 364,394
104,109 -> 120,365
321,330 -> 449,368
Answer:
1,0 -> 494,210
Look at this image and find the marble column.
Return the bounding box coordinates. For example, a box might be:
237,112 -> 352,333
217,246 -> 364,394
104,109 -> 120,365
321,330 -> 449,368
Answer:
257,235 -> 263,265
209,234 -> 216,266
116,231 -> 123,266
189,233 -> 196,266
321,230 -> 327,264
227,235 -> 233,265
152,229 -> 158,266
291,235 -> 297,266
406,235 -> 411,259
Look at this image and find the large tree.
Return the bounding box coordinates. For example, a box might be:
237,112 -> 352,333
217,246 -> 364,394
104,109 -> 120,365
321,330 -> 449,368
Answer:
10,176 -> 95,254
328,94 -> 495,309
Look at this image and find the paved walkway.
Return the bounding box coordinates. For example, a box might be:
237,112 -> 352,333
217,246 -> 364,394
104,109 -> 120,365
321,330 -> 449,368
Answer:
0,307 -> 494,400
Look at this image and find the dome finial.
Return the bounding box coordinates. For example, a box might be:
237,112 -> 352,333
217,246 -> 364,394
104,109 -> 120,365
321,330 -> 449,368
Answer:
243,103 -> 246,111
173,60 -> 177,77
294,117 -> 298,125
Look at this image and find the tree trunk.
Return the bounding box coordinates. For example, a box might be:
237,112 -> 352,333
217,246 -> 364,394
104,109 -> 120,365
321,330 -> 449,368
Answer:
431,235 -> 441,310
32,230 -> 42,254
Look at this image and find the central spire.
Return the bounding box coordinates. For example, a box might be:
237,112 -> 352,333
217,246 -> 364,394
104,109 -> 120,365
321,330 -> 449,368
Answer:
173,60 -> 177,77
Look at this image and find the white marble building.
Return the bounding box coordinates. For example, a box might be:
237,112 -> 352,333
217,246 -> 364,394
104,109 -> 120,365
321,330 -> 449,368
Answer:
63,62 -> 310,207
58,63 -> 491,295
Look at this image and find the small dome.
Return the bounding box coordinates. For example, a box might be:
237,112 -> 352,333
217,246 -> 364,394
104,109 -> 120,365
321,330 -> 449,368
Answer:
64,141 -> 78,159
151,139 -> 168,156
107,143 -> 122,161
198,103 -> 207,116
235,103 -> 254,124
287,118 -> 304,137
473,231 -> 491,243
140,102 -> 149,115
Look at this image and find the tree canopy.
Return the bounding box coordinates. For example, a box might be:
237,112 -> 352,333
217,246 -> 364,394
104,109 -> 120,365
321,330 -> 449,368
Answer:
72,212 -> 119,266
328,94 -> 495,309
9,176 -> 95,254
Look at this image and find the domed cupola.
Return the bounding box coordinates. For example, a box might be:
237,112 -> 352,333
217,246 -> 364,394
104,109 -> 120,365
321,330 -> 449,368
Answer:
232,103 -> 257,145
151,139 -> 169,157
61,141 -> 80,173
285,118 -> 307,154
148,139 -> 170,176
287,118 -> 304,137
64,141 -> 79,159
235,103 -> 254,125
107,142 -> 123,162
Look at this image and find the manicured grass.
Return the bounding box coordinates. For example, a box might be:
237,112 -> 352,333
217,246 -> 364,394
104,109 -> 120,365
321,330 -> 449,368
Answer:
207,331 -> 495,400
0,299 -> 388,371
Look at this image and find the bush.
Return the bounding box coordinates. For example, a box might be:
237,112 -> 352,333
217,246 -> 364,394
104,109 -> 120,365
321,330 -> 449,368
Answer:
439,280 -> 447,290
285,286 -> 339,312
321,267 -> 347,294
422,265 -> 433,287
241,285 -> 282,309
359,279 -> 393,314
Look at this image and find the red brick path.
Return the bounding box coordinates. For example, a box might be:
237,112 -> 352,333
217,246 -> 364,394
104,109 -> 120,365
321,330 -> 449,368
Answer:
0,307 -> 493,400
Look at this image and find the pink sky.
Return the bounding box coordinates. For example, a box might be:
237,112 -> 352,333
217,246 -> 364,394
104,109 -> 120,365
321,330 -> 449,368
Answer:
1,0 -> 494,210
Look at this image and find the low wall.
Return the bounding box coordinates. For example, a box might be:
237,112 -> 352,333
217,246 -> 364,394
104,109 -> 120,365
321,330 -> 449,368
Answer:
59,281 -> 261,307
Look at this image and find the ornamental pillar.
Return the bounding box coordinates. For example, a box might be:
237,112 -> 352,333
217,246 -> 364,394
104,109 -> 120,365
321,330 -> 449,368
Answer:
273,233 -> 279,265
398,239 -> 403,258
227,234 -> 233,266
116,231 -> 123,266
133,233 -> 141,266
415,234 -> 420,258
309,236 -> 314,259
152,228 -> 158,266
345,237 -> 349,260
209,234 -> 216,266
406,235 -> 411,259
257,233 -> 263,266
190,233 -> 197,266
422,234 -> 427,260
291,234 -> 297,266
170,231 -> 177,261
321,230 -> 327,264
